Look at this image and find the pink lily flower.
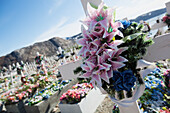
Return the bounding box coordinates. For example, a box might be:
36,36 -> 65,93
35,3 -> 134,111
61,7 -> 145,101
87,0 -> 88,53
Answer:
81,2 -> 109,30
86,55 -> 98,65
108,47 -> 128,70
88,39 -> 101,55
77,2 -> 128,87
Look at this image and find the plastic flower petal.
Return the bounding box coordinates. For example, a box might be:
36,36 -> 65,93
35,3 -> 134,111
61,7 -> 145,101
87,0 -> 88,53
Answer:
92,74 -> 102,86
110,61 -> 125,70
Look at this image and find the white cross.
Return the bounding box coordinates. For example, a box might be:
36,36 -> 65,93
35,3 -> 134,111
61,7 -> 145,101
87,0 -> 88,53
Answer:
59,1 -> 170,113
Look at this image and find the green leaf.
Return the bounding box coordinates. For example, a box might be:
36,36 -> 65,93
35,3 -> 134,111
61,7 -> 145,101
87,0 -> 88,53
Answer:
74,66 -> 82,75
103,6 -> 108,10
108,26 -> 113,33
131,22 -> 138,28
89,3 -> 98,9
143,40 -> 154,47
113,10 -> 116,22
137,24 -> 144,31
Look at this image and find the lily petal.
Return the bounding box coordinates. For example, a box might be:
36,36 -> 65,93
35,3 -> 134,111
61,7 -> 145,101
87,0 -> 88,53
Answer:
91,28 -> 104,38
97,1 -> 104,13
98,64 -> 106,70
96,46 -> 103,55
103,52 -> 110,60
100,70 -> 110,83
86,55 -> 97,65
111,21 -> 123,29
102,63 -> 111,71
106,8 -> 115,22
108,50 -> 117,58
82,72 -> 92,78
110,61 -> 125,70
87,61 -> 96,70
104,31 -> 115,42
112,40 -> 124,46
89,20 -> 98,31
99,19 -> 108,30
81,64 -> 90,71
87,2 -> 98,19
107,69 -> 113,78
117,56 -> 128,62
78,46 -> 87,56
98,55 -> 104,64
81,25 -> 90,39
92,74 -> 102,86
115,47 -> 128,56
92,39 -> 101,47
76,38 -> 88,46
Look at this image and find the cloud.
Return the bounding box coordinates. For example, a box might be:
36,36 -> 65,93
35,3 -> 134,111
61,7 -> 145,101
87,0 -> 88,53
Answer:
48,0 -> 64,14
106,0 -> 169,20
53,20 -> 82,38
35,17 -> 69,42
35,15 -> 85,43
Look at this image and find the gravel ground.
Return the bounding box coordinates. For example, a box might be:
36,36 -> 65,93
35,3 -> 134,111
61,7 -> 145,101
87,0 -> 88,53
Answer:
94,95 -> 115,113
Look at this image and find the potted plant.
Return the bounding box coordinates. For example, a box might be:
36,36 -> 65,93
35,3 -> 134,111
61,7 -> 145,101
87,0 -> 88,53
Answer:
59,83 -> 106,113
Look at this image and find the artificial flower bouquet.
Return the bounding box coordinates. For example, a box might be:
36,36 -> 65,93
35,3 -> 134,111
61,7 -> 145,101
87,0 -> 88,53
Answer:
60,83 -> 93,104
75,2 -> 153,100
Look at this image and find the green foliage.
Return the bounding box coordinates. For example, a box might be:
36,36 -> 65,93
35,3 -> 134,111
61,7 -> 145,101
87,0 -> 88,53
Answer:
0,79 -> 5,83
116,22 -> 144,38
74,66 -> 83,75
77,78 -> 91,84
47,71 -> 52,76
118,33 -> 153,73
89,3 -> 98,9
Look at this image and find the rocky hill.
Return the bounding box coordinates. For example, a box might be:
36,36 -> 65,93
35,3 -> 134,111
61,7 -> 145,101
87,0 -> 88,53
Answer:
0,37 -> 74,68
130,8 -> 166,22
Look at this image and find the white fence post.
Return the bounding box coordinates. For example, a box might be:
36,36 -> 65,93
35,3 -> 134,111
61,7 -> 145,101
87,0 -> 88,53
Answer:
8,65 -> 13,86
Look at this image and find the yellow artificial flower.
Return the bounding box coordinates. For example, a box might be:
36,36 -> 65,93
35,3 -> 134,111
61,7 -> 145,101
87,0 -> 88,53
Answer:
112,37 -> 115,41
162,107 -> 166,110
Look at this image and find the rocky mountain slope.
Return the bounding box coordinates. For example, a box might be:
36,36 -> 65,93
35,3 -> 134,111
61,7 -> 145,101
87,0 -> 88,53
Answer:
0,37 -> 74,68
130,8 -> 166,22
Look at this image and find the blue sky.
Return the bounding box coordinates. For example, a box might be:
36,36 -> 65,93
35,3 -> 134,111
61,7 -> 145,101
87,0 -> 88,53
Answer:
0,0 -> 169,56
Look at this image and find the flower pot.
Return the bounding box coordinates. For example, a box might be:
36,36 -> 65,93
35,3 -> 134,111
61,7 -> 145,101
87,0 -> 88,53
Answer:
5,100 -> 26,113
24,89 -> 61,113
59,87 -> 106,113
0,103 -> 3,112
24,99 -> 49,113
24,80 -> 78,113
